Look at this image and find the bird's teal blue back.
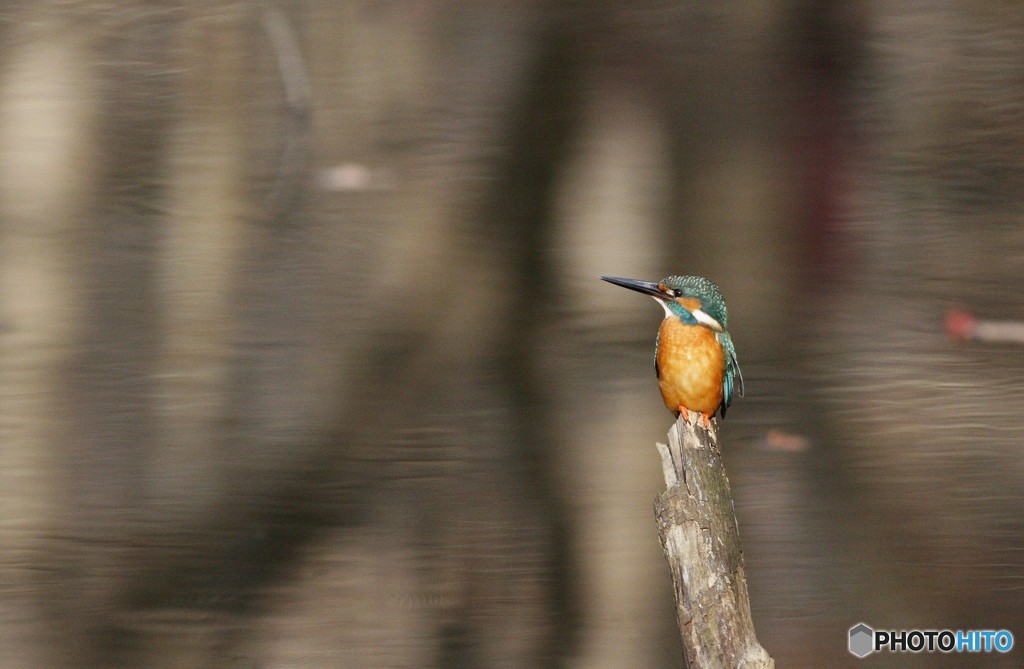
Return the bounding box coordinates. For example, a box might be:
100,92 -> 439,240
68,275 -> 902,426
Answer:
716,330 -> 742,417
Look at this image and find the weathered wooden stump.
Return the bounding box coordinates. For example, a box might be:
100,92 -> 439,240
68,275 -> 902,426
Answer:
654,412 -> 774,669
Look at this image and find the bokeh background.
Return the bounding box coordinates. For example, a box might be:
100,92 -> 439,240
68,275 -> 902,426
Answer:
3,2 -> 1024,667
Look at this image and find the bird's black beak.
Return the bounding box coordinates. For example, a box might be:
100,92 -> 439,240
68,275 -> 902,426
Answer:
600,275 -> 666,299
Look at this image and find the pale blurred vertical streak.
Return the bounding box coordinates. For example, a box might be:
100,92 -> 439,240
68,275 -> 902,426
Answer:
154,7 -> 247,517
0,19 -> 99,668
553,90 -> 667,314
550,87 -> 671,669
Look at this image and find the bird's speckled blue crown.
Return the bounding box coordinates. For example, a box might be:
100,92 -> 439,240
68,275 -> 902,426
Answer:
659,275 -> 728,327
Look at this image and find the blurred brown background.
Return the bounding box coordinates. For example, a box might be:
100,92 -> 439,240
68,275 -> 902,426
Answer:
2,2 -> 1024,667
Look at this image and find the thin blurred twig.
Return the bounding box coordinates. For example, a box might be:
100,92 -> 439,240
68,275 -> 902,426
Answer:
260,4 -> 312,220
946,307 -> 1024,345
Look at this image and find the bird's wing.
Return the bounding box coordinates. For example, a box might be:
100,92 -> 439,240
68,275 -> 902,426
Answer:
716,330 -> 744,417
653,329 -> 661,379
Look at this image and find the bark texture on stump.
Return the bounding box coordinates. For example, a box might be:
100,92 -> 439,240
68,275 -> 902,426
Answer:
654,413 -> 774,669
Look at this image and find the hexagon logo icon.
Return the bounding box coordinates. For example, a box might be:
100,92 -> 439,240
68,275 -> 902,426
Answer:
849,623 -> 875,658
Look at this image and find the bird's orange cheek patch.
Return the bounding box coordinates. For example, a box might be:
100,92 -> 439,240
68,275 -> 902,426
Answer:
675,297 -> 702,312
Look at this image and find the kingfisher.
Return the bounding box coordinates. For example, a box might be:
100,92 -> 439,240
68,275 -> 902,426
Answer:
601,274 -> 744,428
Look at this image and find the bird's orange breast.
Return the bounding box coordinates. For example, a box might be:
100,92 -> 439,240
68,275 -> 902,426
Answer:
656,318 -> 725,416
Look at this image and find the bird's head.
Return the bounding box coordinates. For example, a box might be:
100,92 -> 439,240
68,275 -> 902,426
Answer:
601,274 -> 728,331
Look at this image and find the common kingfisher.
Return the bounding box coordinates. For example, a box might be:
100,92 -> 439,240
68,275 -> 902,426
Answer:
601,274 -> 744,428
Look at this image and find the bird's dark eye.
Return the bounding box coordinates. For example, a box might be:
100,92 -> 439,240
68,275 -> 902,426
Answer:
668,288 -> 681,298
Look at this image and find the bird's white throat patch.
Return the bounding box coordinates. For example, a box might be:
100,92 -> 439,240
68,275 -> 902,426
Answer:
653,296 -> 723,331
693,309 -> 724,332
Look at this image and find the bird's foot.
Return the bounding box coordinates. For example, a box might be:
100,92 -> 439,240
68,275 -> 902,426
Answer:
677,406 -> 691,424
677,407 -> 713,430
